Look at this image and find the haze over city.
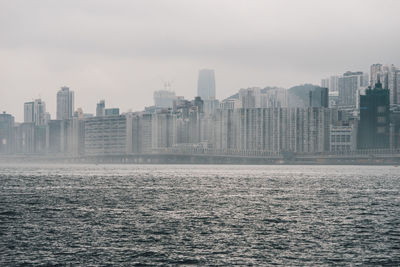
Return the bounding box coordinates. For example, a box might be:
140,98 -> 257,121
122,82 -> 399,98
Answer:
1,0 -> 400,121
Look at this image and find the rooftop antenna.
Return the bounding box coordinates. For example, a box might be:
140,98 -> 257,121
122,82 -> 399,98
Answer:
163,80 -> 174,91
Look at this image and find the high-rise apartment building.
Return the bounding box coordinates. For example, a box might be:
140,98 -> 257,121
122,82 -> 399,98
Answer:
0,112 -> 15,154
239,87 -> 261,108
56,86 -> 74,120
96,100 -> 105,117
84,115 -> 128,155
24,101 -> 34,123
338,71 -> 365,107
370,63 -> 399,105
197,69 -> 216,101
24,99 -> 47,125
357,81 -> 390,149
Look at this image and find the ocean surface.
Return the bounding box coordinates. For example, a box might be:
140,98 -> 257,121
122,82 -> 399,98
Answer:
0,164 -> 399,266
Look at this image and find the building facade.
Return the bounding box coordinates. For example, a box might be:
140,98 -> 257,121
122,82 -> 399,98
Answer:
197,69 -> 216,101
84,115 -> 128,155
56,86 -> 74,120
357,81 -> 390,149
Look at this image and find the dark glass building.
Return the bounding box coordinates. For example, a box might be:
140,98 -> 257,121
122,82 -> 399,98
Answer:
357,81 -> 390,149
309,87 -> 329,108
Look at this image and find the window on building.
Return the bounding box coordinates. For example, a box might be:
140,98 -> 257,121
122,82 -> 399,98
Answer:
377,127 -> 386,134
377,116 -> 386,123
377,106 -> 386,113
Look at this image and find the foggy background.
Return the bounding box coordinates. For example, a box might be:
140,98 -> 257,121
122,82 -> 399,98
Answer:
1,0 -> 399,121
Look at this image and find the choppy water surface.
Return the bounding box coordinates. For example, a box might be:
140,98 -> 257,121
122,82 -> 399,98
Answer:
1,164 -> 399,266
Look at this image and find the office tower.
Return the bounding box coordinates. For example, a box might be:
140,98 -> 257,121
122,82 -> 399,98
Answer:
309,87 -> 329,108
56,86 -> 74,120
197,69 -> 216,101
338,71 -> 364,107
357,81 -> 390,149
24,102 -> 34,123
24,99 -> 46,125
96,100 -> 105,117
154,90 -> 176,108
0,112 -> 15,154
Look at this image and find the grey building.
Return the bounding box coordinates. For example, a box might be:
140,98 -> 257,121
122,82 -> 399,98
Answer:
24,99 -> 47,125
330,124 -> 357,152
84,115 -> 128,155
56,86 -> 74,120
105,108 -> 120,116
152,111 -> 176,149
154,90 -> 176,108
197,69 -> 216,101
96,100 -> 105,117
15,122 -> 35,154
127,112 -> 153,154
309,87 -> 328,108
370,63 -> 399,105
0,112 -> 15,154
46,120 -> 66,154
338,71 -> 365,107
211,107 -> 336,154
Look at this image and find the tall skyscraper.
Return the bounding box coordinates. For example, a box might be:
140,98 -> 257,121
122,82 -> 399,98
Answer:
338,71 -> 365,107
357,81 -> 390,149
24,101 -> 34,123
24,99 -> 47,125
370,63 -> 399,105
197,69 -> 216,101
96,100 -> 105,117
56,86 -> 74,120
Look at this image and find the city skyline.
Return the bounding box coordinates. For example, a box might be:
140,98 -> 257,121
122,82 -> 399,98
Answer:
1,63 -> 396,123
1,0 -> 400,121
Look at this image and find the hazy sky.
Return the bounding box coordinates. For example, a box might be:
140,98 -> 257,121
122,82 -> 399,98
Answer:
1,0 -> 400,121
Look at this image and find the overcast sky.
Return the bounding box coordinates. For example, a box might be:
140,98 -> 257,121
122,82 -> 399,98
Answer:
1,0 -> 399,121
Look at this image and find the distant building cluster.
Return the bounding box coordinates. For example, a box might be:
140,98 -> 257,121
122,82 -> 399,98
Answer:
1,64 -> 400,157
